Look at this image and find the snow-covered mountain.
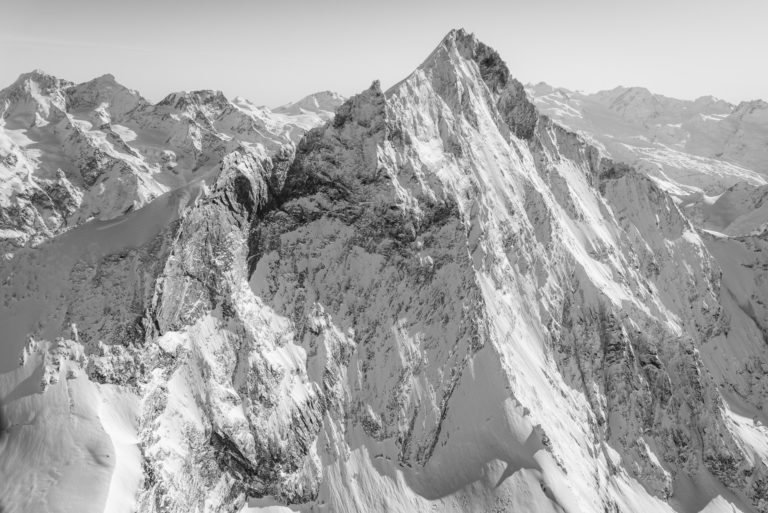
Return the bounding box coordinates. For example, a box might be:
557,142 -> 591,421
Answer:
1,29 -> 767,513
0,71 -> 343,257
526,82 -> 768,196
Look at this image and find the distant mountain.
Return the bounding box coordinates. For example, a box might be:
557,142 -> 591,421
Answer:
273,90 -> 345,116
527,82 -> 768,196
0,71 -> 343,256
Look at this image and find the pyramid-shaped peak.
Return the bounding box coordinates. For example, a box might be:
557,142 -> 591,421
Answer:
388,29 -> 537,140
440,28 -> 477,49
417,29 -> 511,94
421,28 -> 480,66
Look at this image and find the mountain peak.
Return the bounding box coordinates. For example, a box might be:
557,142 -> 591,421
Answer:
414,28 -> 510,93
157,89 -> 229,112
4,27 -> 768,513
188,89 -> 229,105
0,69 -> 72,123
439,27 -> 477,51
274,90 -> 345,115
92,73 -> 117,84
594,85 -> 653,102
16,68 -> 61,82
417,28 -> 475,69
731,99 -> 768,122
528,81 -> 556,95
734,98 -> 768,111
329,80 -> 385,130
390,29 -> 536,140
2,69 -> 73,97
66,73 -> 147,118
70,73 -> 138,95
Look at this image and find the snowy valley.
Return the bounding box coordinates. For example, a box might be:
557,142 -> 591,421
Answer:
1,29 -> 767,513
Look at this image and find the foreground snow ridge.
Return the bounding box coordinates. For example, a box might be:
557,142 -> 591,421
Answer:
1,28 -> 767,513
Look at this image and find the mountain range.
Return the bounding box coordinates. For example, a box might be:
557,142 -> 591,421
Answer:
527,82 -> 768,195
1,29 -> 767,513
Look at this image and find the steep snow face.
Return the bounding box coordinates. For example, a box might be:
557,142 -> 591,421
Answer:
526,84 -> 768,196
0,73 -> 339,257
1,29 -> 767,513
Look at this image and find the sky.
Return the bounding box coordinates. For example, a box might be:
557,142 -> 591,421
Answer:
1,0 -> 766,107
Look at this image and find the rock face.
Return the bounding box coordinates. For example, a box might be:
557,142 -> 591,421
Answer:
1,29 -> 768,513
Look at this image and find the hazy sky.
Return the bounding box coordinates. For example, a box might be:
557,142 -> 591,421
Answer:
1,0 -> 766,107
